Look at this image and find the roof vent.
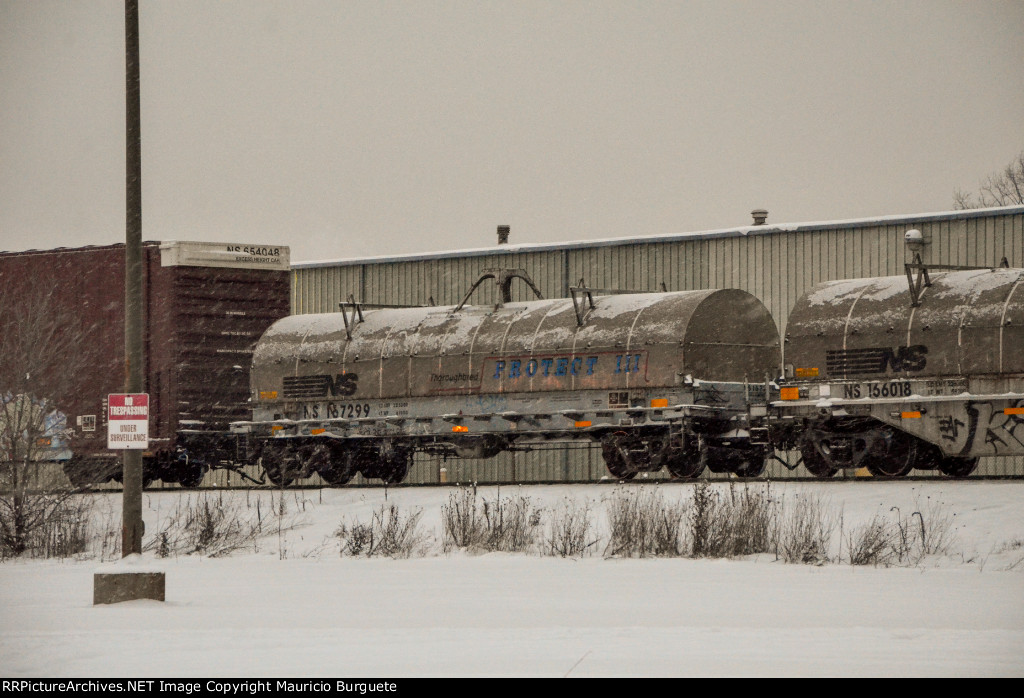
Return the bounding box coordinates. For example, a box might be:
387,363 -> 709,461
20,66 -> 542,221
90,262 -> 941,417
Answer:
497,225 -> 510,245
751,209 -> 768,226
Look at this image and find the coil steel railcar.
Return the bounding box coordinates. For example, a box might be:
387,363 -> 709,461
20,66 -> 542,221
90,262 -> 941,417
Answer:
774,266 -> 1024,477
237,271 -> 782,485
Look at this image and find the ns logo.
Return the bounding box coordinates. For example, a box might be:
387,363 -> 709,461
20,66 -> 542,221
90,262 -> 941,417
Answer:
325,373 -> 359,397
826,345 -> 928,376
282,372 -> 359,398
878,345 -> 928,372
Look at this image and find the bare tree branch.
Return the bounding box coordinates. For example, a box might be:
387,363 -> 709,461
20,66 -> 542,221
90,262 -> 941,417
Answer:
952,188 -> 975,210
0,269 -> 99,554
955,149 -> 1024,208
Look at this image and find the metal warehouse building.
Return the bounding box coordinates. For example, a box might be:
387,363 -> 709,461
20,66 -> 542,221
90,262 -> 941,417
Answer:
284,206 -> 1024,484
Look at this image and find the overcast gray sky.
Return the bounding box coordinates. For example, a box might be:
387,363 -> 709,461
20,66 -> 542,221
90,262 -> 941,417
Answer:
1,0 -> 1022,263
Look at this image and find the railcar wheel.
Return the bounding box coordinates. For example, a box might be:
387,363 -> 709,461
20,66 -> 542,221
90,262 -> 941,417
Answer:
381,451 -> 412,485
914,443 -> 977,478
600,439 -> 637,481
607,464 -> 637,481
318,444 -> 356,486
139,458 -> 157,488
320,467 -> 354,486
111,470 -> 154,488
800,441 -> 837,478
260,444 -> 296,487
866,461 -> 913,478
263,461 -> 293,487
937,456 -> 978,478
665,446 -> 704,479
865,430 -> 916,478
355,451 -> 384,479
177,465 -> 206,489
299,443 -> 331,471
301,443 -> 354,486
731,448 -> 767,478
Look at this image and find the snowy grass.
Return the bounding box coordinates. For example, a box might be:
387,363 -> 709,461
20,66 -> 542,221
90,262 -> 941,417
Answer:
604,485 -> 687,557
3,480 -> 1021,571
145,490 -> 308,559
778,492 -> 836,564
545,496 -> 598,557
336,503 -> 429,558
440,486 -> 544,554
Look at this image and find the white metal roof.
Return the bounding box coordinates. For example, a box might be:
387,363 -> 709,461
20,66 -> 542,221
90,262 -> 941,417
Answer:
292,205 -> 1024,269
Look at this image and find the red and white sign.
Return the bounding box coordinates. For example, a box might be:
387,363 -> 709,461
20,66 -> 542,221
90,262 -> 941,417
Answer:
107,393 -> 149,450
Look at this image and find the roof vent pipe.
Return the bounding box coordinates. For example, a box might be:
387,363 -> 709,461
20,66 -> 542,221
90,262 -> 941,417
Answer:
497,225 -> 510,244
751,209 -> 768,226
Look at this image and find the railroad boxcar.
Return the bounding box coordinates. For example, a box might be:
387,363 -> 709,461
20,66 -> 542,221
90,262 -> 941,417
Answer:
238,270 -> 781,484
0,241 -> 290,487
775,265 -> 1024,477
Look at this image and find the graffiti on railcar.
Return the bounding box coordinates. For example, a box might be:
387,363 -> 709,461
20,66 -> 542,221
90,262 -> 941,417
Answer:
945,399 -> 1024,456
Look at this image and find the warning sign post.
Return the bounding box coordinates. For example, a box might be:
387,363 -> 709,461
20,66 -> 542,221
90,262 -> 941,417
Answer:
107,393 -> 149,450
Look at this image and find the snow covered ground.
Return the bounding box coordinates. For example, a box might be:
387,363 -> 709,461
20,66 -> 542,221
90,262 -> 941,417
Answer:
1,480 -> 1023,677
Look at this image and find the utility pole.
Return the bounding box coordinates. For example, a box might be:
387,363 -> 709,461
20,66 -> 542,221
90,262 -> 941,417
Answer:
95,0 -> 163,603
123,0 -> 143,556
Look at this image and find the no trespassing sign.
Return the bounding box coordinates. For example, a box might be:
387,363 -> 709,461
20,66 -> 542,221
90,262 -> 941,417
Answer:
107,393 -> 149,450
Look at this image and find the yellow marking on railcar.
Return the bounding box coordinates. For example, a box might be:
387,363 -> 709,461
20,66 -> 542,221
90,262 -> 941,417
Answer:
780,387 -> 800,401
452,425 -> 469,433
901,411 -> 921,419
650,398 -> 668,408
574,420 -> 592,428
1005,407 -> 1024,415
260,391 -> 278,400
795,367 -> 819,378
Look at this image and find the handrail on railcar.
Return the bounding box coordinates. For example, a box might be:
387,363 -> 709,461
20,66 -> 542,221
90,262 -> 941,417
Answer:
454,268 -> 544,311
904,253 -> 1010,307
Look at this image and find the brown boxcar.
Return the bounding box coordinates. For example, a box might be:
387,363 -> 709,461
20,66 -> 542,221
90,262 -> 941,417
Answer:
0,241 -> 290,487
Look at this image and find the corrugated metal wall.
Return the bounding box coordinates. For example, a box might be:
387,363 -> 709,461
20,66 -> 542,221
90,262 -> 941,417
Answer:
288,208 -> 1024,483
